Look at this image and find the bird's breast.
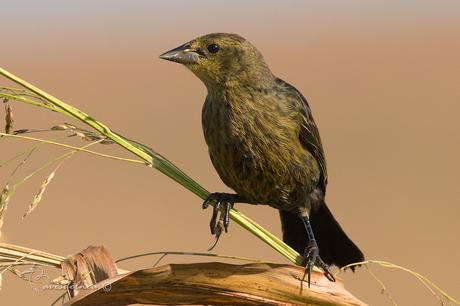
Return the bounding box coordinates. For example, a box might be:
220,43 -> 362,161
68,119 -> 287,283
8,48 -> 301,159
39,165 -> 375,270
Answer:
201,89 -> 319,209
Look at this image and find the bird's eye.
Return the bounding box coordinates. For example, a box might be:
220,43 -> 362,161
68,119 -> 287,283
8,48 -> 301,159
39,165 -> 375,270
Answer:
207,43 -> 220,54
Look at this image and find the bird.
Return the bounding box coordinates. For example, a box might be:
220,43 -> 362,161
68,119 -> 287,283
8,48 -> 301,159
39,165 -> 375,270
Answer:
160,33 -> 364,286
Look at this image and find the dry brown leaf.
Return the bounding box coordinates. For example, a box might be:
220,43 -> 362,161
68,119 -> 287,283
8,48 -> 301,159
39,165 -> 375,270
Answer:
4,102 -> 13,134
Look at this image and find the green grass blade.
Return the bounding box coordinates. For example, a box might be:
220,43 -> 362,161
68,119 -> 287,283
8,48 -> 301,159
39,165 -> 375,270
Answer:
0,67 -> 302,265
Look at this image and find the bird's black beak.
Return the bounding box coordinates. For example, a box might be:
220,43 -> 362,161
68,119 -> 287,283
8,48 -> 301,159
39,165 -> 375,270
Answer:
159,43 -> 202,65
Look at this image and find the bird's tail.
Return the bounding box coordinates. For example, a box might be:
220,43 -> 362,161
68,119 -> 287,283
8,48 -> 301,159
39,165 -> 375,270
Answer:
279,201 -> 364,270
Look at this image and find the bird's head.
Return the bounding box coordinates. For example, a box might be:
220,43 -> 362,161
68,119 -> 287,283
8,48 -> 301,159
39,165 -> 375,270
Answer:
160,33 -> 273,89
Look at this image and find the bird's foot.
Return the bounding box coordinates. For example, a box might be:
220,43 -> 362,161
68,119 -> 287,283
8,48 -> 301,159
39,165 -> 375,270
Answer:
202,193 -> 235,235
301,240 -> 336,287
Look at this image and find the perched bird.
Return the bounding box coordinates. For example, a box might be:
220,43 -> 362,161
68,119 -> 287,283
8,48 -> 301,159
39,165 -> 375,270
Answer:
160,33 -> 364,285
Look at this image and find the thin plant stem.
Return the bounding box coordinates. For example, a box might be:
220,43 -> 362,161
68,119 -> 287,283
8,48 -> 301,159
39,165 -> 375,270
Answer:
13,140 -> 102,189
336,260 -> 460,305
0,133 -> 145,165
116,251 -> 263,265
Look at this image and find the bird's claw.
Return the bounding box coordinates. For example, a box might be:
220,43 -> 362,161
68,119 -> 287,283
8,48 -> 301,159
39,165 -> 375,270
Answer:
301,240 -> 335,287
203,193 -> 235,235
210,200 -> 222,235
207,221 -> 223,251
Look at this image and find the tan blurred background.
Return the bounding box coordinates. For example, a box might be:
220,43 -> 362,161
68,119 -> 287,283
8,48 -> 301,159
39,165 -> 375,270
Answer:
1,1 -> 459,305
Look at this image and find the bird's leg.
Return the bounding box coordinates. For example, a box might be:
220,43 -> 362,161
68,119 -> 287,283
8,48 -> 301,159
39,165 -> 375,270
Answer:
202,193 -> 255,234
301,217 -> 336,287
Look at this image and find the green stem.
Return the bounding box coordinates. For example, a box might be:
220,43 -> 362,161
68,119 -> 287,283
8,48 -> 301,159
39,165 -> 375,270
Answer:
0,67 -> 303,265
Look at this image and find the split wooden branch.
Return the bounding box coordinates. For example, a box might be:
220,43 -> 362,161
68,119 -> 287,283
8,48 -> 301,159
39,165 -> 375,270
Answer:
65,262 -> 366,306
0,243 -> 366,305
60,246 -> 366,306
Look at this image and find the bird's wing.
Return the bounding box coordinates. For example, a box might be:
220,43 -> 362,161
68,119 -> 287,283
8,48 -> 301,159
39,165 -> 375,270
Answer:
275,78 -> 328,191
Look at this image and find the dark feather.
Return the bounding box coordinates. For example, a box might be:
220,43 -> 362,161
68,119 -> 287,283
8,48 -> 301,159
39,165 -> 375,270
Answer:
274,77 -> 328,192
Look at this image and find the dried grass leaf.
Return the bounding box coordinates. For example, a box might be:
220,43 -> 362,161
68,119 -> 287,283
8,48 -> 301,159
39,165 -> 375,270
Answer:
0,185 -> 12,236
